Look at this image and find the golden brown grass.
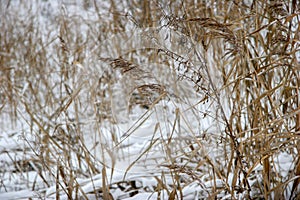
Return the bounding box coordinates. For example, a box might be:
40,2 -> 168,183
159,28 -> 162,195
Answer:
0,0 -> 299,199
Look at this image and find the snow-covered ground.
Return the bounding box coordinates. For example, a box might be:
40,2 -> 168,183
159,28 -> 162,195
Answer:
0,0 -> 299,199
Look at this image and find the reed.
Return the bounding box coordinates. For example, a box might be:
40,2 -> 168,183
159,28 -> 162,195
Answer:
0,0 -> 299,199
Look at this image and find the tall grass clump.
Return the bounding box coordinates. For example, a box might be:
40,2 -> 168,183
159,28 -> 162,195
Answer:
152,0 -> 300,199
0,0 -> 299,199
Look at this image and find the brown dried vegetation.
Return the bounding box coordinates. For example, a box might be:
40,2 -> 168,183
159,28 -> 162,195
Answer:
0,0 -> 300,199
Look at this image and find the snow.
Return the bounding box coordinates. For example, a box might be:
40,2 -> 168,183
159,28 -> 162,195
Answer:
0,189 -> 38,200
1,0 -> 299,199
122,192 -> 160,200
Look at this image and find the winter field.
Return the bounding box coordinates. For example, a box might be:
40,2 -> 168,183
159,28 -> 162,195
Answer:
0,0 -> 300,199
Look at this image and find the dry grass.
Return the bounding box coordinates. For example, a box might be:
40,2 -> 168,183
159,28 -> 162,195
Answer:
0,0 -> 300,199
